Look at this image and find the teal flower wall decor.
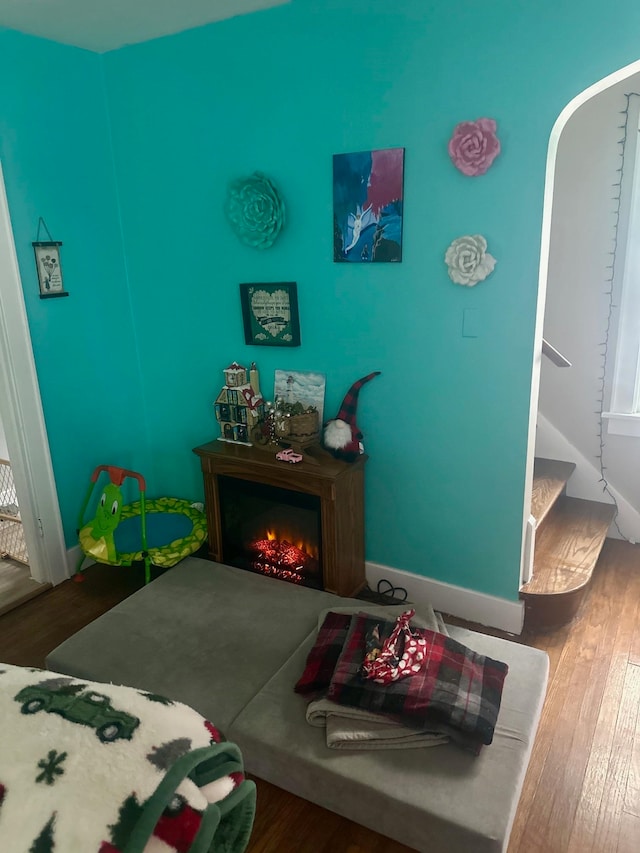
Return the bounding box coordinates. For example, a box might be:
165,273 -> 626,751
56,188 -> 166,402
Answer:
225,172 -> 285,249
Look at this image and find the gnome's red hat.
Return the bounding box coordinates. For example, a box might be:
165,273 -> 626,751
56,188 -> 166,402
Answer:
323,372 -> 381,462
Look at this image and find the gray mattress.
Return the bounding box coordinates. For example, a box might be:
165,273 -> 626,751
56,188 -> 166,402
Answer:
47,557 -> 548,852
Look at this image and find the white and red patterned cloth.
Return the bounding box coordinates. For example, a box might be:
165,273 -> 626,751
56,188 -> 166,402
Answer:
361,609 -> 428,684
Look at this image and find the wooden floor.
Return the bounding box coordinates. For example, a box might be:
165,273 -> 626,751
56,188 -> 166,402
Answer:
1,543 -> 639,852
0,556 -> 49,617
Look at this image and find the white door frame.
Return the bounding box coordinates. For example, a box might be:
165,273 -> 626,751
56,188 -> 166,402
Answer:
0,162 -> 68,585
522,56 -> 640,587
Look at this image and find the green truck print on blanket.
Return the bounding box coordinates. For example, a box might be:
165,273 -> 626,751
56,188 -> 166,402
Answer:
15,679 -> 139,743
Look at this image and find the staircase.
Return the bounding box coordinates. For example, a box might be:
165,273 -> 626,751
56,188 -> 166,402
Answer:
519,457 -> 616,630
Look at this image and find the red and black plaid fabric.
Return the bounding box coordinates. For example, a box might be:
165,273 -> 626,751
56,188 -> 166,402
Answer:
335,372 -> 381,424
294,611 -> 351,698
327,613 -> 509,752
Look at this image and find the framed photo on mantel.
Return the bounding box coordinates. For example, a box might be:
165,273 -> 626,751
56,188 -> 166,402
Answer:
239,281 -> 301,347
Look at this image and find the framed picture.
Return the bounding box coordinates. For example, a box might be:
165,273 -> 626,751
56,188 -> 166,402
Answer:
240,282 -> 301,347
32,241 -> 68,298
333,147 -> 405,263
274,369 -> 326,424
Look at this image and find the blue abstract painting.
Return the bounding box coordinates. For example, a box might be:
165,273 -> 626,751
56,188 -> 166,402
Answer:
333,147 -> 404,263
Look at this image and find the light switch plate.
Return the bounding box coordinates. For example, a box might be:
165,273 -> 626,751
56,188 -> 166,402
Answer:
462,308 -> 480,338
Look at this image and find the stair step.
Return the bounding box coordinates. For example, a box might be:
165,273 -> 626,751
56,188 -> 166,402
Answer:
531,457 -> 576,529
520,496 -> 616,629
522,496 -> 615,596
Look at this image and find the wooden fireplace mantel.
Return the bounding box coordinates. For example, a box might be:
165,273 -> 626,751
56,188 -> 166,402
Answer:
192,441 -> 368,597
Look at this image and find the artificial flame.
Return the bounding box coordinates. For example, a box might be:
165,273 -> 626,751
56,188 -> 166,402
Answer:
265,528 -> 319,560
247,526 -> 320,586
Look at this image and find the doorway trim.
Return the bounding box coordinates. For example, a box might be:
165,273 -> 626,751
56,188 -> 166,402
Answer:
522,56 -> 640,586
0,162 -> 68,585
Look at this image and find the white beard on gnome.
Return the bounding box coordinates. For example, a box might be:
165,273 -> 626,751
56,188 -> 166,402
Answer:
323,419 -> 363,458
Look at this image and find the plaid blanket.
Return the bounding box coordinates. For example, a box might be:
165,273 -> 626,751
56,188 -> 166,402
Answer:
294,606 -> 449,700
327,613 -> 509,753
296,609 -> 452,751
294,611 -> 352,699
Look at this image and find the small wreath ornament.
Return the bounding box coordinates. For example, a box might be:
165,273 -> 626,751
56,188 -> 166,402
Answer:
448,118 -> 501,177
225,171 -> 285,249
445,235 -> 496,286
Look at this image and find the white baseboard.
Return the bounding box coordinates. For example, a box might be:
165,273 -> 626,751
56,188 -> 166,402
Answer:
366,561 -> 524,635
64,544 -> 83,582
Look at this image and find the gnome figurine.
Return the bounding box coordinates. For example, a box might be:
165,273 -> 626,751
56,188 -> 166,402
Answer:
323,372 -> 381,462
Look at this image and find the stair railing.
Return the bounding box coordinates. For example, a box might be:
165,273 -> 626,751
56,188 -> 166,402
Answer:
542,338 -> 572,367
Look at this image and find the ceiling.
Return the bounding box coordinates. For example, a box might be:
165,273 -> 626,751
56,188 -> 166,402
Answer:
0,0 -> 289,53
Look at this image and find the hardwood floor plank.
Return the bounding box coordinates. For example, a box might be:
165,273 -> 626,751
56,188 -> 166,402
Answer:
591,662 -> 640,853
566,654 -> 629,853
624,663 -> 640,820
630,612 -> 640,667
246,778 -> 413,853
507,641 -> 575,850
565,543 -> 640,853
505,619 -> 573,851
528,622 -> 572,680
0,558 -> 49,616
513,552 -> 624,853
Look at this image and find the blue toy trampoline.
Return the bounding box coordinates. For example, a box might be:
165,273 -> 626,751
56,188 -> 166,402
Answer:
76,465 -> 207,584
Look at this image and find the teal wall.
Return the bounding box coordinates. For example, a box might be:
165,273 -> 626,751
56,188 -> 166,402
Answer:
100,0 -> 640,600
4,1 -> 640,599
0,30 -> 148,542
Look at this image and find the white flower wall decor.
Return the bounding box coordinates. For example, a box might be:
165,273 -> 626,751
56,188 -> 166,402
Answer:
444,234 -> 496,286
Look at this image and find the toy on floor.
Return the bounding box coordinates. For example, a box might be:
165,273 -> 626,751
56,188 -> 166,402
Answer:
75,465 -> 207,584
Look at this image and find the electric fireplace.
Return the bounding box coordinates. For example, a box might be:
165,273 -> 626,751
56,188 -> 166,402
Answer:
218,476 -> 323,589
193,440 -> 368,597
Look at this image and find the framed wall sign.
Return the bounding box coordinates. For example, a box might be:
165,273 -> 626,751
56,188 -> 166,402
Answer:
240,282 -> 301,347
32,241 -> 68,298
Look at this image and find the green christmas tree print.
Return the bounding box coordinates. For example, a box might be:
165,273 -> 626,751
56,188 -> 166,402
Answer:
29,814 -> 56,852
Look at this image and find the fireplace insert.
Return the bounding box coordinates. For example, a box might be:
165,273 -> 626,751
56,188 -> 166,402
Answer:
218,475 -> 323,589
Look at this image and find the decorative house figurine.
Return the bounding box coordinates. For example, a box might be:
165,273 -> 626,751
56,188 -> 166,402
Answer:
224,362 -> 247,388
215,361 -> 265,444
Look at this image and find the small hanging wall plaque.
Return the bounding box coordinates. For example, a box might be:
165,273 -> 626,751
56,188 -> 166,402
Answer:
32,218 -> 68,299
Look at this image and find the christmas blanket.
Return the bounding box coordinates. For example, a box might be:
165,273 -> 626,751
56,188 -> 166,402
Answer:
0,663 -> 256,853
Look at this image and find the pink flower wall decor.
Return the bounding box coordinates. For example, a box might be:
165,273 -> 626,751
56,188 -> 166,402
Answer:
448,118 -> 501,177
